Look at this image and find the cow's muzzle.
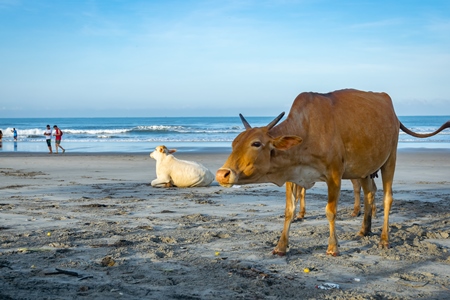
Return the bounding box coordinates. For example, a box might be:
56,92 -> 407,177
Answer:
215,168 -> 237,187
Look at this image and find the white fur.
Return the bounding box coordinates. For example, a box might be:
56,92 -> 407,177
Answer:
150,145 -> 214,188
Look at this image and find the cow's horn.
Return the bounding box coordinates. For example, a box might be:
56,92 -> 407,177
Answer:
239,113 -> 252,129
267,112 -> 285,129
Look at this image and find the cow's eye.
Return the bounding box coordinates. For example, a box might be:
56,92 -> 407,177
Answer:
251,141 -> 262,148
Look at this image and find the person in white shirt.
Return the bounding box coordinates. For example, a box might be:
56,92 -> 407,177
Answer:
44,125 -> 53,154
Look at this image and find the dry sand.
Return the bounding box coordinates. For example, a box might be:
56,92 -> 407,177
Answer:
1,149 -> 450,299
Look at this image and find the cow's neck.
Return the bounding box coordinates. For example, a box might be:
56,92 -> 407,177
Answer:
267,116 -> 322,188
269,115 -> 306,138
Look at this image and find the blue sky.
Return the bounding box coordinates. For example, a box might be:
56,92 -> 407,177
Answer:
1,0 -> 449,117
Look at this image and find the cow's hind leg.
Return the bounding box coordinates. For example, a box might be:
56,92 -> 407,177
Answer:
325,176 -> 341,256
358,177 -> 377,237
379,152 -> 396,249
295,185 -> 306,220
273,182 -> 297,256
370,179 -> 377,218
350,179 -> 362,217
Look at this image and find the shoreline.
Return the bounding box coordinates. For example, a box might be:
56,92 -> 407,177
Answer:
0,138 -> 449,154
0,145 -> 449,155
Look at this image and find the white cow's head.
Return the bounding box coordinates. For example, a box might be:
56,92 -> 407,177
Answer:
150,145 -> 177,161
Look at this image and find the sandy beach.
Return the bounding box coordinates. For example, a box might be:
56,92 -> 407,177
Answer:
1,149 -> 450,299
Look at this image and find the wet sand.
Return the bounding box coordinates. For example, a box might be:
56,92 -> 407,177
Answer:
1,149 -> 450,299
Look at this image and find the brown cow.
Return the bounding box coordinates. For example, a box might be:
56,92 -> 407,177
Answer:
216,89 -> 450,256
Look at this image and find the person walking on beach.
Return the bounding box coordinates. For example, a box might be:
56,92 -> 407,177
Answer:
44,125 -> 53,154
53,125 -> 65,154
11,128 -> 17,141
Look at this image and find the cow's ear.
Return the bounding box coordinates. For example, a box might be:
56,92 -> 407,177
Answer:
272,136 -> 302,150
169,149 -> 177,154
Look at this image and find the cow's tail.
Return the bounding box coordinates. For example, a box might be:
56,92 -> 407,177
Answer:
400,120 -> 450,138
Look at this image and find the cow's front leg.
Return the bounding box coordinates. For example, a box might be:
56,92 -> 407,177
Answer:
273,182 -> 297,256
151,175 -> 173,188
325,177 -> 341,256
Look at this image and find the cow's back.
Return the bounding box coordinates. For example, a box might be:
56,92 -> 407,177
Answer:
170,159 -> 215,187
274,89 -> 400,179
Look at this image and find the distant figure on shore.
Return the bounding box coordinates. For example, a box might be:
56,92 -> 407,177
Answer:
53,125 -> 65,154
150,145 -> 214,188
44,125 -> 53,154
11,128 -> 17,141
0,129 -> 3,142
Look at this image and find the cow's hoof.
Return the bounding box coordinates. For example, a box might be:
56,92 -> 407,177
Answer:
272,249 -> 286,256
326,250 -> 339,257
357,229 -> 371,237
351,211 -> 361,217
379,242 -> 390,249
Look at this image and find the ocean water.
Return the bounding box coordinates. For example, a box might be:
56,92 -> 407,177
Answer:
0,116 -> 449,153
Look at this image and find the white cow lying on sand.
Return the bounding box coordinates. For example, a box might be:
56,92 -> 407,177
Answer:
150,145 -> 214,188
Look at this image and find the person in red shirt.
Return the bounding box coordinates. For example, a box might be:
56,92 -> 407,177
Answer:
53,125 -> 66,154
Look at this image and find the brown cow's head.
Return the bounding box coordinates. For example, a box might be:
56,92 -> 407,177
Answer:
216,113 -> 303,187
